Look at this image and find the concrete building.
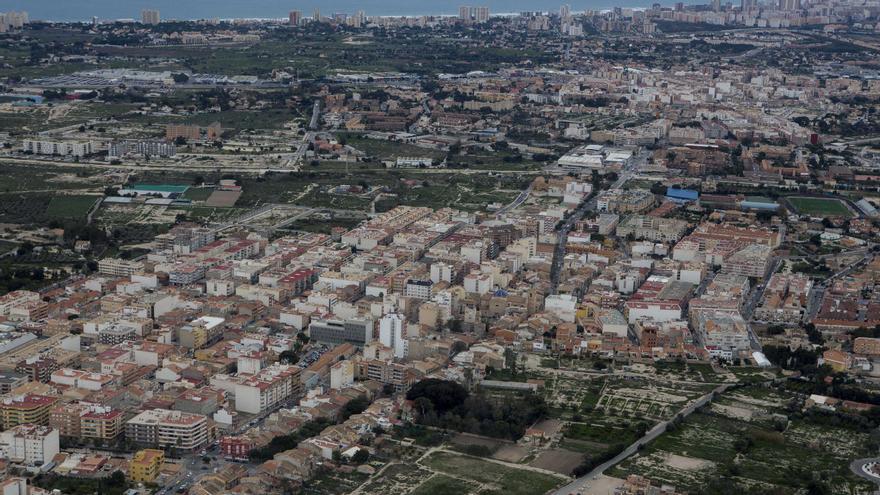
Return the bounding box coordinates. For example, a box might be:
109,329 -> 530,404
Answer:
0,394 -> 58,429
141,9 -> 160,25
125,409 -> 209,452
22,139 -> 94,157
234,364 -> 302,414
379,313 -> 407,360
129,449 -> 165,483
0,424 -> 59,466
308,318 -> 373,347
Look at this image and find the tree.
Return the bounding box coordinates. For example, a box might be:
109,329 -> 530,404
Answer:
406,379 -> 468,414
351,448 -> 369,464
279,350 -> 299,364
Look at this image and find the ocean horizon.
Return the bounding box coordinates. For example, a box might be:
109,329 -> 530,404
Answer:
0,0 -> 702,23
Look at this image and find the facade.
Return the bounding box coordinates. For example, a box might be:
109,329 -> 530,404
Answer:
0,394 -> 58,429
98,258 -> 145,277
125,409 -> 209,452
617,215 -> 689,242
0,424 -> 59,465
141,9 -> 160,24
308,318 -> 373,347
129,449 -> 165,483
379,313 -> 407,360
109,140 -> 175,159
234,364 -> 303,414
22,140 -> 93,157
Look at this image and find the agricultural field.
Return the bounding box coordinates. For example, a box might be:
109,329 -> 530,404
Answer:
45,195 -> 99,220
417,451 -> 567,495
359,462 -> 437,495
182,187 -> 216,202
339,135 -> 446,162
786,196 -> 853,217
609,385 -> 876,494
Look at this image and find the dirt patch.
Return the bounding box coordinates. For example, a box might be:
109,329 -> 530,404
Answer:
711,403 -> 754,421
492,445 -> 529,463
575,475 -> 625,494
205,190 -> 242,207
529,448 -> 583,475
532,419 -> 564,436
664,453 -> 714,471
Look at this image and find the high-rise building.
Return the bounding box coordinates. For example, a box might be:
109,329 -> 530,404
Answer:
141,9 -> 160,25
379,313 -> 407,360
0,12 -> 28,33
458,5 -> 490,23
313,8 -> 321,22
560,4 -> 571,19
289,10 -> 302,26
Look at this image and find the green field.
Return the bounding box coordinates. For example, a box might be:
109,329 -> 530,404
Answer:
420,451 -> 565,495
182,187 -> 215,201
46,195 -> 99,219
787,196 -> 852,217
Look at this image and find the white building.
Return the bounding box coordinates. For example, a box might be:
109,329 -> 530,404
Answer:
0,424 -> 59,466
330,360 -> 355,390
379,313 -> 407,360
234,364 -> 302,414
463,271 -> 493,295
22,140 -> 94,157
544,294 -> 578,323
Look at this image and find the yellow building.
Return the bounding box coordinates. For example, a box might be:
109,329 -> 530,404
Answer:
129,449 -> 165,483
0,394 -> 58,429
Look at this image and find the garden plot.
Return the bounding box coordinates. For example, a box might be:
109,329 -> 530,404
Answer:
612,405 -> 875,494
360,463 -> 436,495
596,386 -> 691,420
785,421 -> 869,458
418,451 -> 566,495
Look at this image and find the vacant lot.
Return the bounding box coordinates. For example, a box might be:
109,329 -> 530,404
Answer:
787,196 -> 852,217
529,448 -> 583,475
410,474 -> 478,495
420,451 -> 565,495
205,190 -> 242,207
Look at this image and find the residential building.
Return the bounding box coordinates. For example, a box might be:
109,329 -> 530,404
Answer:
125,409 -> 209,452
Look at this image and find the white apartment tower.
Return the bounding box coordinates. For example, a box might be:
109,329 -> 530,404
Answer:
379,313 -> 407,360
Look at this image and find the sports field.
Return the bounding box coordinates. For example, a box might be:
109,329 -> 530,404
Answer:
787,196 -> 852,217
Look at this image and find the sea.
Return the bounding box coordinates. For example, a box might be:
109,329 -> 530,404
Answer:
0,0 -> 696,22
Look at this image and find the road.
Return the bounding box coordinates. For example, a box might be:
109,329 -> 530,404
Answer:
308,100 -> 322,131
495,184 -> 532,216
549,150 -> 644,293
849,458 -> 880,493
553,383 -> 733,495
